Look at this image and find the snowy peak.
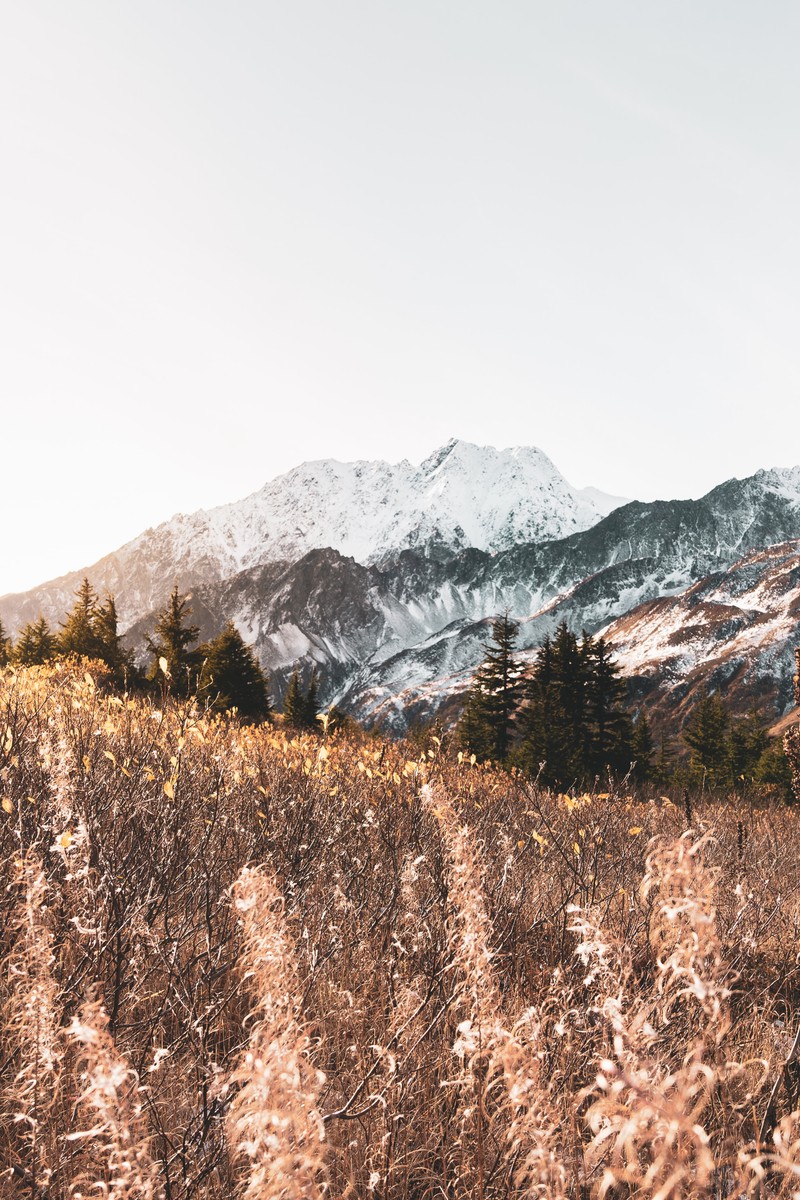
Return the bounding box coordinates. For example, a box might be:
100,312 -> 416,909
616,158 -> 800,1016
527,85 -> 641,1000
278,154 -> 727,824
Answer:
140,439 -> 626,579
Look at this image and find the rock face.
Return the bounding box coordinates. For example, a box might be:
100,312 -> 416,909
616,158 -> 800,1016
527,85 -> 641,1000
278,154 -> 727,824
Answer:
600,541 -> 800,732
0,439 -> 623,636
2,442 -> 800,730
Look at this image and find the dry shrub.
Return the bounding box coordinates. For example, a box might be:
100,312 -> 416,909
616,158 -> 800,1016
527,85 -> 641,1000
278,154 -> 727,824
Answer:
1,662 -> 800,1197
225,864 -> 328,1200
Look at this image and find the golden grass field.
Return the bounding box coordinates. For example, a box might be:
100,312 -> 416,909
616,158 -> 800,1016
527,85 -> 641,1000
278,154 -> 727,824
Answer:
3,660 -> 800,1198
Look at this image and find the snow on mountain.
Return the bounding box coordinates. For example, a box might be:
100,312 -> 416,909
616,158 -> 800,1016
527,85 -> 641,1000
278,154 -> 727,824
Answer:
600,540 -> 800,728
0,439 -> 624,634
130,437 -> 623,576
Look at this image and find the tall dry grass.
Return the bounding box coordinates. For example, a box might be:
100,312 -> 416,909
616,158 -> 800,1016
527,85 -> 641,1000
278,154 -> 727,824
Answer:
1,660 -> 800,1196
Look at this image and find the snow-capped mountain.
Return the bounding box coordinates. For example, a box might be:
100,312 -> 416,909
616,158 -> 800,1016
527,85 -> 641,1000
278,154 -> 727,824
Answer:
601,540 -> 800,731
2,442 -> 800,736
0,439 -> 624,633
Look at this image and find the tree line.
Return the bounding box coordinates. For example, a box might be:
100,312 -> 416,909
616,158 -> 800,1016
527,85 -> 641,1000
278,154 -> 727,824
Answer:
458,614 -> 792,796
0,579 -> 327,729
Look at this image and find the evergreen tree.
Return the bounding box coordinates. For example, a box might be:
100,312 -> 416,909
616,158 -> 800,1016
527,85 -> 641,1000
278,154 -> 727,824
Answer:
283,670 -> 303,726
303,667 -> 320,729
93,594 -> 132,682
517,622 -> 634,788
14,617 -> 56,665
0,619 -> 10,667
456,614 -> 523,762
583,634 -> 634,778
683,692 -> 730,787
59,577 -> 101,659
728,710 -> 769,790
199,624 -> 271,721
516,633 -> 578,786
146,586 -> 201,696
631,714 -> 655,784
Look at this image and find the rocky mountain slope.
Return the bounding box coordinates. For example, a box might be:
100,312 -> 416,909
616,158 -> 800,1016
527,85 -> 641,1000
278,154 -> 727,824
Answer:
135,473 -> 800,730
600,540 -> 800,731
2,444 -> 800,732
0,439 -> 623,635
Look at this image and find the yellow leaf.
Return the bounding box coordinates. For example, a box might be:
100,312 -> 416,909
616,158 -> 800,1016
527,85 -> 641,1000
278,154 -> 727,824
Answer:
573,842 -> 581,857
517,839 -> 525,850
163,780 -> 175,800
159,656 -> 170,677
57,830 -> 72,849
628,826 -> 643,836
2,797 -> 12,814
3,727 -> 12,753
103,750 -> 116,765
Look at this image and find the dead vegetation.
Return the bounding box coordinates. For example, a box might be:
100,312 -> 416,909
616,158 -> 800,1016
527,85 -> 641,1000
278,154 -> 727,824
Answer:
3,659 -> 800,1197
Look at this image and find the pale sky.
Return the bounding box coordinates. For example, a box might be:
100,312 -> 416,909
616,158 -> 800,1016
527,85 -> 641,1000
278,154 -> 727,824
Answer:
2,2 -> 799,595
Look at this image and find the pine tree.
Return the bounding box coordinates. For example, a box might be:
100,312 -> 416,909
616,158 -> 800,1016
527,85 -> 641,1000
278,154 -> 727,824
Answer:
146,586 -> 201,697
199,624 -> 271,721
631,714 -> 655,784
0,619 -> 10,667
729,710 -> 769,790
683,692 -> 730,787
14,617 -> 56,665
93,594 -> 132,682
283,670 -> 306,728
303,667 -> 320,728
583,634 -> 634,778
59,577 -> 101,659
456,614 -> 523,762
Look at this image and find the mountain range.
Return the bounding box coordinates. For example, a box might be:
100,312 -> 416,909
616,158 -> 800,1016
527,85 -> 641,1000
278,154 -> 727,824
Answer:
2,439 -> 799,734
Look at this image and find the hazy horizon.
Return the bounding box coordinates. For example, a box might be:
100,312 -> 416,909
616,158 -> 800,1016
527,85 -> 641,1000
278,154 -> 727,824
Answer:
2,3 -> 799,593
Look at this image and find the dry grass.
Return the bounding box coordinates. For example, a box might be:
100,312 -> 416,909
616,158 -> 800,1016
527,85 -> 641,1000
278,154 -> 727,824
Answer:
1,660 -> 800,1197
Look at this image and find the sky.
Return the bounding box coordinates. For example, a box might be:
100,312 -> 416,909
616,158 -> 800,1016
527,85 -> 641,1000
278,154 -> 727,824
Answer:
2,2 -> 800,595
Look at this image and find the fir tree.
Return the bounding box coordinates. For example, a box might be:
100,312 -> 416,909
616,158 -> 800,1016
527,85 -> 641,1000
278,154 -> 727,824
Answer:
631,714 -> 655,784
146,586 -> 201,697
583,634 -> 633,778
456,614 -> 523,762
283,670 -> 306,728
0,619 -> 10,667
303,667 -> 320,729
59,577 -> 101,659
14,617 -> 56,665
93,594 -> 132,682
199,624 -> 271,721
683,692 -> 730,787
729,710 -> 769,790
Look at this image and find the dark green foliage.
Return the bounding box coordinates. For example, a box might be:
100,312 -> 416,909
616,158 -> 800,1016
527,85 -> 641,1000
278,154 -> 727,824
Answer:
0,619 -> 10,667
457,614 -> 524,762
683,692 -> 731,785
14,616 -> 57,665
631,714 -> 655,783
516,623 -> 633,788
92,594 -> 133,683
199,623 -> 271,721
146,586 -> 201,696
753,738 -> 794,801
59,577 -> 102,659
283,666 -> 321,730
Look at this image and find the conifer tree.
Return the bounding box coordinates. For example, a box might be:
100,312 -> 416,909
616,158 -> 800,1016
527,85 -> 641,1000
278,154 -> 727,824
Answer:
583,634 -> 634,777
456,614 -> 523,762
93,594 -> 132,683
14,617 -> 56,665
683,692 -> 730,787
0,619 -> 10,667
303,667 -> 320,729
729,710 -> 769,790
283,670 -> 306,728
59,577 -> 101,659
199,623 -> 271,721
631,714 -> 655,783
146,586 -> 201,697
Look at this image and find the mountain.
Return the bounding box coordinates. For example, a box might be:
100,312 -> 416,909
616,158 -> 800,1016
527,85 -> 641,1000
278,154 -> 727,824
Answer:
2,443 -> 800,734
600,540 -> 800,732
0,439 -> 623,635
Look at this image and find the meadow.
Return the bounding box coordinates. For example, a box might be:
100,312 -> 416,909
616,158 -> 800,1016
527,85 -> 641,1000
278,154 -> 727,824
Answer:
3,661 -> 800,1198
